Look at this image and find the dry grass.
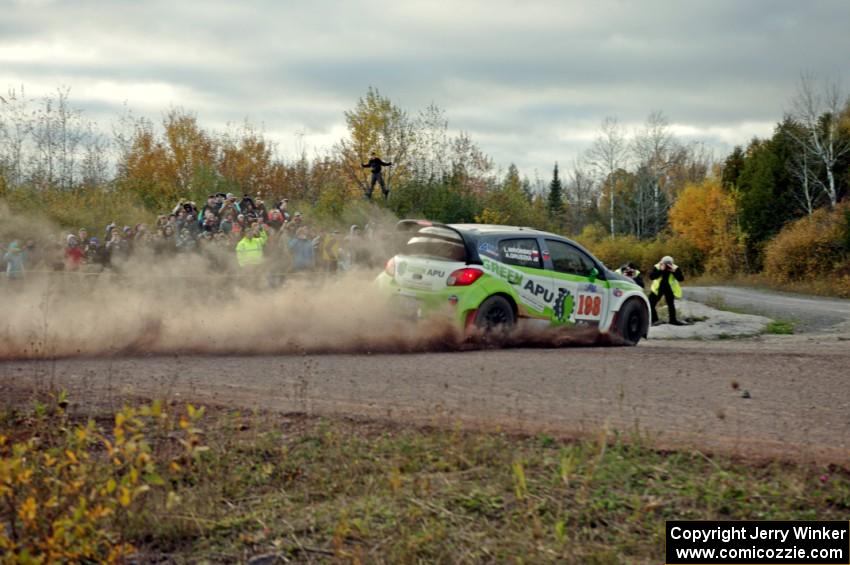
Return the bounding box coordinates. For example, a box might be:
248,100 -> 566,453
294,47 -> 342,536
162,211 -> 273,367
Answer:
3,394 -> 849,564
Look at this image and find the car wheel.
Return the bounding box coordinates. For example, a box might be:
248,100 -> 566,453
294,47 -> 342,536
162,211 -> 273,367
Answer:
616,298 -> 647,346
474,296 -> 516,332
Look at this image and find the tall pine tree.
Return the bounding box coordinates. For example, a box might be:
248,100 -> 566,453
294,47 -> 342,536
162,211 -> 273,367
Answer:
547,162 -> 564,217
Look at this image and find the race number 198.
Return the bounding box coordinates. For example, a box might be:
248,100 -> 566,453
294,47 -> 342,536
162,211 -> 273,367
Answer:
576,294 -> 601,318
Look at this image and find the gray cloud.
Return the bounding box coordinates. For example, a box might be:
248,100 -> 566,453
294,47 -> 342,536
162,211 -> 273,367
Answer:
2,0 -> 849,175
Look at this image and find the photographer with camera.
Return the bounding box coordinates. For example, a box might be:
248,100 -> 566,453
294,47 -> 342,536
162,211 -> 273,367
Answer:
616,262 -> 644,288
648,255 -> 685,326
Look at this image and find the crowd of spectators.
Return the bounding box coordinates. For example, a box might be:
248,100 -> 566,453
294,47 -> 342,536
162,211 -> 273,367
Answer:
2,192 -> 379,285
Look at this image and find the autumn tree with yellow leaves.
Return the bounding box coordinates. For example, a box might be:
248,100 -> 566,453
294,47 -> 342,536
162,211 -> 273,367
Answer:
668,177 -> 745,275
337,87 -> 415,200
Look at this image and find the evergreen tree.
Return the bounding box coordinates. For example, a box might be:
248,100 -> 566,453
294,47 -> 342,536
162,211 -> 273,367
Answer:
547,162 -> 564,217
721,146 -> 746,189
736,125 -> 800,267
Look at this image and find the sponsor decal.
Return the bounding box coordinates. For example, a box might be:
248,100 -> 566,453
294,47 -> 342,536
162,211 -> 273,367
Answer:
482,258 -> 524,285
553,288 -> 574,322
613,288 -> 623,297
478,242 -> 499,258
523,279 -> 554,303
397,261 -> 407,276
583,283 -> 598,293
426,269 -> 445,277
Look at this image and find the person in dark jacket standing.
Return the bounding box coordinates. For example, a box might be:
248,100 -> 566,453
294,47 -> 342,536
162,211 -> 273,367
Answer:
616,262 -> 645,288
648,255 -> 685,326
361,152 -> 392,200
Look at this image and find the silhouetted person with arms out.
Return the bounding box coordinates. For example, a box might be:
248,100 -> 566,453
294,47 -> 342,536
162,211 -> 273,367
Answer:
362,152 -> 392,200
649,255 -> 685,326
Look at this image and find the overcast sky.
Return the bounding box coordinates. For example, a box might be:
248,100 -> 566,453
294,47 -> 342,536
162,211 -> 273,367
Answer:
2,0 -> 849,177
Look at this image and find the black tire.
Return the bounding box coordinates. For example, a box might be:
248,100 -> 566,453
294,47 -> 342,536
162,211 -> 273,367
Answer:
474,295 -> 516,332
615,298 -> 647,346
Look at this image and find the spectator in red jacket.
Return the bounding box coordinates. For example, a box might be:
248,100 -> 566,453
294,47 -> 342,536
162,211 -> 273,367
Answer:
65,234 -> 84,270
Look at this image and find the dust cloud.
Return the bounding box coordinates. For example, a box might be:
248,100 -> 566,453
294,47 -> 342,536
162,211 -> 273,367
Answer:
1,208 -> 604,361
1,251 -> 471,360
0,269 -> 606,360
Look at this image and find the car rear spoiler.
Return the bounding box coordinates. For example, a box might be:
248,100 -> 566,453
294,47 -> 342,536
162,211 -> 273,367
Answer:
395,219 -> 481,265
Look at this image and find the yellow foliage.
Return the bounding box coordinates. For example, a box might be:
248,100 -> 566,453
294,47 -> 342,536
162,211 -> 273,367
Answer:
669,178 -> 744,276
18,497 -> 37,524
474,207 -> 510,225
0,398 -> 208,562
575,229 -> 703,278
763,203 -> 850,287
576,224 -> 609,244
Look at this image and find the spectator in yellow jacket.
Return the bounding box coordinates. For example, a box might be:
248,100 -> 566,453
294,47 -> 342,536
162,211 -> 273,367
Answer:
236,224 -> 268,268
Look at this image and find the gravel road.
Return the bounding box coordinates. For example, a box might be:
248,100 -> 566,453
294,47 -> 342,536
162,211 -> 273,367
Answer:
3,286 -> 849,462
685,286 -> 850,332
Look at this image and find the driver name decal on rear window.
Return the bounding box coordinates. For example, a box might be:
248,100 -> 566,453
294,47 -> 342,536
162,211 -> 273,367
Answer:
499,239 -> 542,269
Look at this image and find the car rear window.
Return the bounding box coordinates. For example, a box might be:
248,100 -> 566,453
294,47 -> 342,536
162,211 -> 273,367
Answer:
404,227 -> 467,261
499,238 -> 542,268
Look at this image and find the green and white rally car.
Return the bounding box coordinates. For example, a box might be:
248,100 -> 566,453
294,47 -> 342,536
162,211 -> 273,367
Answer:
376,220 -> 650,345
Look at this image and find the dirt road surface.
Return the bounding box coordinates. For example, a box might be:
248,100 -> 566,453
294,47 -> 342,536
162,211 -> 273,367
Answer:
3,287 -> 849,462
685,285 -> 850,332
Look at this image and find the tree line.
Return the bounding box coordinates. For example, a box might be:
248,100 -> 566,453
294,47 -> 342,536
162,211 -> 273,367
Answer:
1,78 -> 848,275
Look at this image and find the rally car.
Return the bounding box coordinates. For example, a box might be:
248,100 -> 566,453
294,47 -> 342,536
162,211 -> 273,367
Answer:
375,220 -> 650,345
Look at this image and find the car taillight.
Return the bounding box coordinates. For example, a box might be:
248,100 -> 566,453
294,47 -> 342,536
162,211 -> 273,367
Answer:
447,268 -> 483,286
384,257 -> 395,277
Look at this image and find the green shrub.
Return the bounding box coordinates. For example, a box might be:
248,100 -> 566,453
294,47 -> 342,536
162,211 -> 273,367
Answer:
2,186 -> 155,236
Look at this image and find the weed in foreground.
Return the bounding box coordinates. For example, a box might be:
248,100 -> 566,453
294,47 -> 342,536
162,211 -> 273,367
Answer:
3,398 -> 850,563
0,395 -> 207,562
764,320 -> 796,335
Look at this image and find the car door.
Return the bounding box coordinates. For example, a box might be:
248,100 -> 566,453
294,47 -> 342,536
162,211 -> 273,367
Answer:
494,237 -> 555,320
542,239 -> 609,328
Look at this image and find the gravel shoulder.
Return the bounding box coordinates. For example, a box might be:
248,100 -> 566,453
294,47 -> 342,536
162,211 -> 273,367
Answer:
648,299 -> 771,339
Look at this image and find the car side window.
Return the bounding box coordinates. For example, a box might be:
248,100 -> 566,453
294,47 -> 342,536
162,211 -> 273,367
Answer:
545,239 -> 596,277
498,238 -> 542,269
